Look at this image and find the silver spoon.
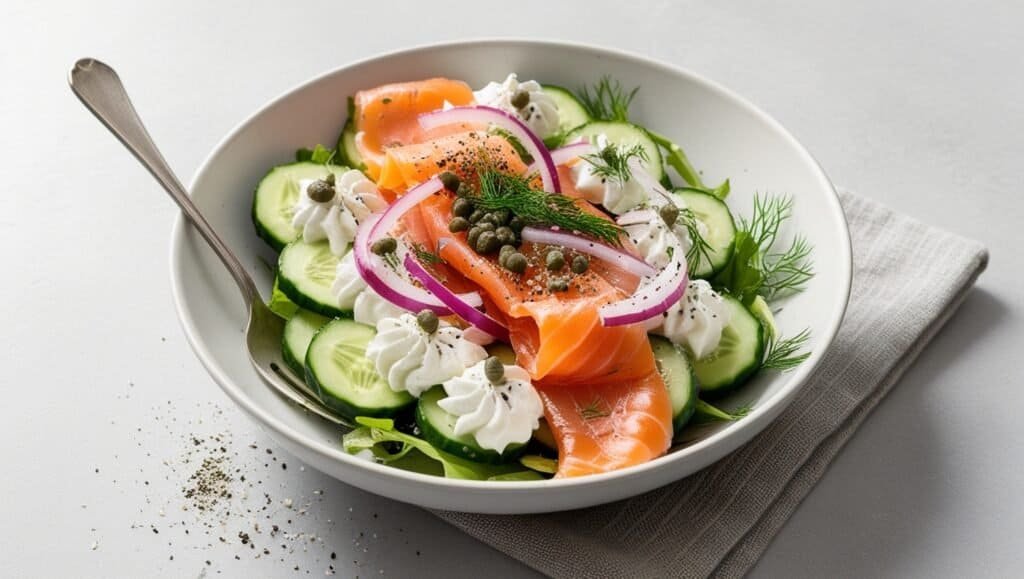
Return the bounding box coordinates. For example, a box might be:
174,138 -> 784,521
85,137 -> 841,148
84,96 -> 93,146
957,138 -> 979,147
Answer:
69,58 -> 350,427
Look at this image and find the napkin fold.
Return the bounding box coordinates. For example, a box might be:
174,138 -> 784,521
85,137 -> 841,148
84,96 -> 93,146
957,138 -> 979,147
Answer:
434,190 -> 990,579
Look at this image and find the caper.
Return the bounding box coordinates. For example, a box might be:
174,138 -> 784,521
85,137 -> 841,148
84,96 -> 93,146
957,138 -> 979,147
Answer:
416,310 -> 439,334
546,250 -> 565,271
451,197 -> 474,218
505,252 -> 527,274
467,226 -> 483,247
475,222 -> 495,233
307,179 -> 335,203
448,217 -> 470,232
480,212 -> 502,226
475,230 -> 499,254
508,216 -> 525,233
324,172 -> 336,185
659,203 -> 680,228
510,90 -> 530,110
571,254 -> 590,274
468,209 -> 486,223
499,244 -> 517,266
484,356 -> 506,384
439,171 -> 461,192
495,226 -> 516,246
492,209 -> 511,225
456,183 -> 474,197
370,236 -> 397,255
547,278 -> 569,292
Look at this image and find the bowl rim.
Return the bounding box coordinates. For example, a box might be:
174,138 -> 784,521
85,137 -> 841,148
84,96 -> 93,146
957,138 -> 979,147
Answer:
169,38 -> 852,491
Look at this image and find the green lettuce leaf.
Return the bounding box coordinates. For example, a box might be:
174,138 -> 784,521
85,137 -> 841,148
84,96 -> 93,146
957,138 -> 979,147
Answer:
295,144 -> 336,164
267,276 -> 299,320
342,417 -> 545,481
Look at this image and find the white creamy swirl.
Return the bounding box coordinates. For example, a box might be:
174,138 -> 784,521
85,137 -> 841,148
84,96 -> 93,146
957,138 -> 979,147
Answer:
653,280 -> 731,359
473,73 -> 560,139
439,362 -> 544,454
570,135 -> 649,214
332,247 -> 409,326
365,314 -> 488,397
291,170 -> 387,256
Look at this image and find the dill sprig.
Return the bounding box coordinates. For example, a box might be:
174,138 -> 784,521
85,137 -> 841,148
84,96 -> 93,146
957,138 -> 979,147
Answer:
411,242 -> 443,265
676,206 -> 716,276
762,328 -> 812,371
576,76 -> 638,122
580,143 -> 647,183
715,193 -> 815,304
469,168 -> 625,246
579,398 -> 610,420
741,194 -> 815,300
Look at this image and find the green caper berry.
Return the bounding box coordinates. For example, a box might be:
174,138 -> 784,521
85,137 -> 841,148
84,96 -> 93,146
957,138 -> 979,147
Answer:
324,172 -> 336,185
467,226 -> 483,247
448,217 -> 470,232
499,244 -> 517,266
479,212 -> 500,226
571,254 -> 590,274
475,231 -> 499,254
495,226 -> 515,245
484,356 -> 506,384
370,236 -> 397,255
508,216 -> 525,233
416,310 -> 439,334
476,222 -> 495,233
546,250 -> 565,271
307,179 -> 335,203
456,183 -> 473,197
510,90 -> 530,110
439,171 -> 461,192
505,253 -> 527,274
659,203 -> 680,228
451,197 -> 473,218
468,209 -> 486,223
547,278 -> 569,292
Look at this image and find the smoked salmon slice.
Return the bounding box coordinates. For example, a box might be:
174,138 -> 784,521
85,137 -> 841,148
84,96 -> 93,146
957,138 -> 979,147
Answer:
376,131 -> 527,192
354,78 -> 475,181
537,370 -> 674,478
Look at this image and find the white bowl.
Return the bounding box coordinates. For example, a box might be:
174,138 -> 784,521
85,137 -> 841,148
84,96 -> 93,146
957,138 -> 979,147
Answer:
170,39 -> 851,514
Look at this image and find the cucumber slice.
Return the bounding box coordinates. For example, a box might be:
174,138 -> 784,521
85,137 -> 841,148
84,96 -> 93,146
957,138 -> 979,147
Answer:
335,97 -> 365,170
565,121 -> 665,182
540,85 -> 591,137
304,319 -> 415,420
650,336 -> 698,431
415,386 -> 525,464
673,188 -> 737,278
531,419 -> 558,452
277,240 -> 351,318
252,162 -> 350,251
692,296 -> 765,397
282,309 -> 330,376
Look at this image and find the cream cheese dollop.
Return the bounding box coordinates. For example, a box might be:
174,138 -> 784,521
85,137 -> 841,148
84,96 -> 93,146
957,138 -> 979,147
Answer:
473,73 -> 560,139
570,135 -> 649,214
365,314 -> 488,398
438,361 -> 544,454
291,170 -> 387,256
331,250 -> 407,326
652,280 -> 731,359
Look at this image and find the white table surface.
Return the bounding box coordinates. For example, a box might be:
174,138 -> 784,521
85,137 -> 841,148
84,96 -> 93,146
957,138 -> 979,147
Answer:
3,1 -> 1021,577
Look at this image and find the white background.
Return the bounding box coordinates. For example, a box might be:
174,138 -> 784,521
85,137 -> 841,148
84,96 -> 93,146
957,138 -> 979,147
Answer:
2,1 -> 1021,577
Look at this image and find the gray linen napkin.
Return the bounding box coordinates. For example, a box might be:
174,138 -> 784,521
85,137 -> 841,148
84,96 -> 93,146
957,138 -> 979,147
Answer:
434,190 -> 990,579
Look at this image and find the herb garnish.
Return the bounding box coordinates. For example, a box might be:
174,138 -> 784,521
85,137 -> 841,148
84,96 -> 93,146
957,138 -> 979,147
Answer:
714,193 -> 814,304
761,328 -> 812,371
676,205 -> 716,276
411,242 -> 444,265
467,168 -> 625,246
576,76 -> 638,123
295,143 -> 336,165
579,399 -> 610,420
580,143 -> 647,183
488,127 -> 534,165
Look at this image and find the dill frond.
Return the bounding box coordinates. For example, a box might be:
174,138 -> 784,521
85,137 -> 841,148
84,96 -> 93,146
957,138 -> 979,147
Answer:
762,328 -> 812,371
580,143 -> 647,183
469,169 -> 625,246
576,76 -> 638,122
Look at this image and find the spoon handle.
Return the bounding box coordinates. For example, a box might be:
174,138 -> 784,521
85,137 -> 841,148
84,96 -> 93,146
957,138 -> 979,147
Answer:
68,57 -> 259,307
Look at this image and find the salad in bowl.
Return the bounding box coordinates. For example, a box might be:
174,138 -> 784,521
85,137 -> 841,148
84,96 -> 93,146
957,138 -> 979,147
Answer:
251,72 -> 815,482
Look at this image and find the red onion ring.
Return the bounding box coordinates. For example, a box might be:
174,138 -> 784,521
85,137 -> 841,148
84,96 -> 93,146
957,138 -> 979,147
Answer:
418,106 -> 560,193
404,254 -> 509,342
352,177 -> 482,313
598,232 -> 689,327
520,226 -> 657,278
